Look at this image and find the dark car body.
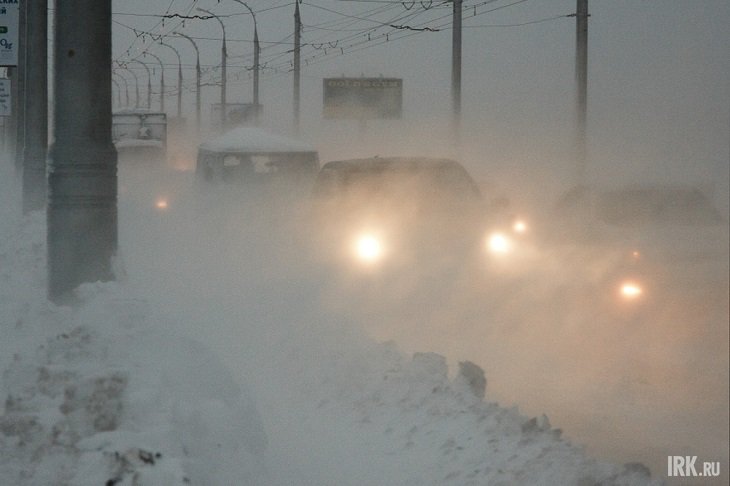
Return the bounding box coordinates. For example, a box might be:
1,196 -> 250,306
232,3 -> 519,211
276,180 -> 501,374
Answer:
308,157 -> 514,276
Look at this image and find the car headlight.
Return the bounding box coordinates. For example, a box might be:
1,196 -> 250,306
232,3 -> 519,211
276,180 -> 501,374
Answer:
512,219 -> 528,234
486,232 -> 513,255
353,233 -> 385,264
155,197 -> 169,211
619,280 -> 644,300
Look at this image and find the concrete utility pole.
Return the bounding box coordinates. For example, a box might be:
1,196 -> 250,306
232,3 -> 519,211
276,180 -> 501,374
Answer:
22,0 -> 48,213
198,8 -> 227,132
173,32 -> 201,135
14,1 -> 26,174
6,67 -> 17,160
451,0 -> 462,144
48,0 -> 118,302
575,0 -> 588,185
293,0 -> 301,130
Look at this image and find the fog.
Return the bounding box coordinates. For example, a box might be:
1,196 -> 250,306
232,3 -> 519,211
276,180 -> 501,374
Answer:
107,0 -> 730,483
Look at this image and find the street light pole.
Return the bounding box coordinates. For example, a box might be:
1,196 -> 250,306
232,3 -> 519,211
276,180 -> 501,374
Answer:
173,32 -> 201,135
451,0 -> 462,145
231,0 -> 260,123
158,41 -> 183,118
130,59 -> 152,109
118,63 -> 140,108
145,52 -> 165,113
113,71 -> 130,107
111,78 -> 122,108
575,0 -> 589,185
293,0 -> 301,131
198,7 -> 227,132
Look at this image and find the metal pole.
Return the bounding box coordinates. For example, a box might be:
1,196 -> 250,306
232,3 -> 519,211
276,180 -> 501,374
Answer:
231,0 -> 260,123
145,52 -> 165,112
198,8 -> 226,132
113,71 -> 130,107
575,0 -> 588,185
118,64 -> 140,108
111,78 -> 122,108
293,1 -> 301,131
451,0 -> 462,144
22,0 -> 49,213
48,0 -> 118,302
130,59 -> 152,109
158,41 -> 183,118
173,32 -> 201,134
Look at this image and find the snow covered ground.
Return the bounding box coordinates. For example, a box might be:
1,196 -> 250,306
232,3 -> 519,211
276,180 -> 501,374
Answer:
0,157 -> 665,485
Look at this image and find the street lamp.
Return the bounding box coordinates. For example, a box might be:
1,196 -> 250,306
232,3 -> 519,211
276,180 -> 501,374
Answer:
116,63 -> 140,108
231,0 -> 260,118
158,41 -> 183,118
197,7 -> 227,131
112,71 -> 129,107
111,77 -> 122,108
173,32 -> 201,135
129,59 -> 152,109
144,51 -> 165,112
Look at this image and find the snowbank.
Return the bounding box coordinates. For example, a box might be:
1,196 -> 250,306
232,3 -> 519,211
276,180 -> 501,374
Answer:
0,211 -> 266,485
0,160 -> 662,485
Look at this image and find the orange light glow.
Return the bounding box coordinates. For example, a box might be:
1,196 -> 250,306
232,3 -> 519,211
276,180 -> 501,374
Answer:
155,198 -> 169,210
620,281 -> 643,300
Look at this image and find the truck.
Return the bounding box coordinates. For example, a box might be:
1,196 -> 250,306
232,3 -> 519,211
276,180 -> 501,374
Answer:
112,110 -> 167,163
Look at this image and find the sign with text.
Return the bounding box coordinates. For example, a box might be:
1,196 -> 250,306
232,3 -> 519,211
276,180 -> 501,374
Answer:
323,77 -> 402,120
0,0 -> 19,67
0,78 -> 10,115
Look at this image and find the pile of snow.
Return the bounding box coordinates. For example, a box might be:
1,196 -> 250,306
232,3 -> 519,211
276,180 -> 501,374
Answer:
0,161 -> 662,485
0,211 -> 265,485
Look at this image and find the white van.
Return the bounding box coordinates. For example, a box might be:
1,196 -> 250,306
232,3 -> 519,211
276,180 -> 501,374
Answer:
196,127 -> 319,187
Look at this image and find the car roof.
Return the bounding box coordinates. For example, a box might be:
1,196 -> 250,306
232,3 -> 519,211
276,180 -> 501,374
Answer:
320,157 -> 467,173
199,127 -> 317,155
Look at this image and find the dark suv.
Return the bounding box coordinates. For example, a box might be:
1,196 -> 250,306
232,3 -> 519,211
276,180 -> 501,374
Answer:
309,157 -> 529,277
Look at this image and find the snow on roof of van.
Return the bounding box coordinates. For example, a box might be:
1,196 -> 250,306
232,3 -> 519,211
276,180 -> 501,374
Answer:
199,127 -> 317,154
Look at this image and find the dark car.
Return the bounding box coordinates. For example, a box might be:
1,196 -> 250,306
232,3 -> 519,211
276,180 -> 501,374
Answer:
308,157 -> 531,278
550,184 -> 728,308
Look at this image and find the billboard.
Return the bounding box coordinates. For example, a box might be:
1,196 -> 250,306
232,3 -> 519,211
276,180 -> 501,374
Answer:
0,1 -> 19,67
323,77 -> 402,120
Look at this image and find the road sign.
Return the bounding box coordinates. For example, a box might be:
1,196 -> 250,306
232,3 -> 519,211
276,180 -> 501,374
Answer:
323,77 -> 402,120
0,1 -> 19,67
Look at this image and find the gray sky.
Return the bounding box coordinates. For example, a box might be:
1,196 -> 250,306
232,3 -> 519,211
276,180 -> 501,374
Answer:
111,0 -> 730,209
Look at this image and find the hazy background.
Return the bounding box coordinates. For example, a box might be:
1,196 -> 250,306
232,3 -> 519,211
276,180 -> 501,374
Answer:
107,1 -> 729,483
111,0 -> 729,212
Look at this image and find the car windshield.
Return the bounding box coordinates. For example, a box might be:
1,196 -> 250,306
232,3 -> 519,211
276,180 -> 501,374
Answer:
596,187 -> 721,226
313,161 -> 482,207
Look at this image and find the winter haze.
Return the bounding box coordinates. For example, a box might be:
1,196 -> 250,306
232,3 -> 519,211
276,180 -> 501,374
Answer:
1,0 -> 728,484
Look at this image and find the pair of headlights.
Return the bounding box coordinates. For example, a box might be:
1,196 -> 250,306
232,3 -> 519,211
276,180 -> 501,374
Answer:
351,219 -> 530,265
